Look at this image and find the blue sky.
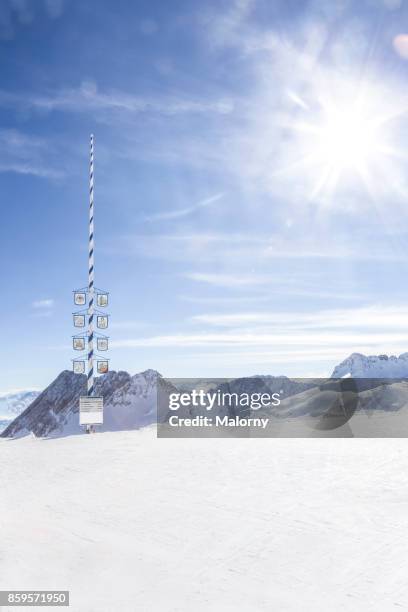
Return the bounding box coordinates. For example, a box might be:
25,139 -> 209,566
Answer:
3,0 -> 408,390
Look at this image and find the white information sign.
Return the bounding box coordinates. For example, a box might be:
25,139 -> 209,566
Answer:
79,396 -> 104,425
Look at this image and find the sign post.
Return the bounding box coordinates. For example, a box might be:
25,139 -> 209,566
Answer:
79,396 -> 104,426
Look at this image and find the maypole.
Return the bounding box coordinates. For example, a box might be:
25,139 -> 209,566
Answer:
72,134 -> 110,433
88,134 -> 95,399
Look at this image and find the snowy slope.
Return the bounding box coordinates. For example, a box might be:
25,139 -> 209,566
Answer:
1,429 -> 407,611
331,352 -> 408,378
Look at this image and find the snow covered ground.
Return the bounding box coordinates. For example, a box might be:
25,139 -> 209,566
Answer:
1,428 -> 408,611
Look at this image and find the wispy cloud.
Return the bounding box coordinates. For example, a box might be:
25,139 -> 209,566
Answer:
190,305 -> 408,330
115,231 -> 408,265
0,81 -> 234,118
0,129 -> 64,178
145,193 -> 224,221
178,290 -> 364,304
179,294 -> 278,304
182,271 -> 395,298
112,304 -> 408,374
200,0 -> 255,51
110,320 -> 150,331
0,161 -> 63,178
32,299 -> 54,309
31,298 -> 54,318
112,331 -> 408,349
184,272 -> 270,288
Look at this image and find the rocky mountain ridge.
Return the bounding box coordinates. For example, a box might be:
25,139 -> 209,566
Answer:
331,352 -> 408,378
4,352 -> 408,438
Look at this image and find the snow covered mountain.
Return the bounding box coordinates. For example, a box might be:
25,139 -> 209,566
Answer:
1,369 -> 176,439
6,354 -> 408,439
2,370 -> 321,439
331,352 -> 408,378
0,389 -> 40,420
0,389 -> 41,433
213,376 -> 316,418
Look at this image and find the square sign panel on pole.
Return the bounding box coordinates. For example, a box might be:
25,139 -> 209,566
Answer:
79,396 -> 104,425
73,360 -> 86,374
73,314 -> 86,327
97,360 -> 109,374
97,293 -> 108,307
97,315 -> 109,329
97,337 -> 108,351
74,292 -> 87,306
73,337 -> 85,351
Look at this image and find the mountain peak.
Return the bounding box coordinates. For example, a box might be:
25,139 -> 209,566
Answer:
0,368 -> 167,439
331,352 -> 408,378
137,368 -> 161,379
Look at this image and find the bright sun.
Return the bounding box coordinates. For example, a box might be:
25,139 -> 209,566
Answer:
317,107 -> 380,171
288,85 -> 398,202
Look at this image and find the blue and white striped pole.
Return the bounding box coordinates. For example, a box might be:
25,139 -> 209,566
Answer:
88,134 -> 95,398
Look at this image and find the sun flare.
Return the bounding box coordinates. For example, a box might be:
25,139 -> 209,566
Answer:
316,107 -> 381,171
288,83 -> 400,202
